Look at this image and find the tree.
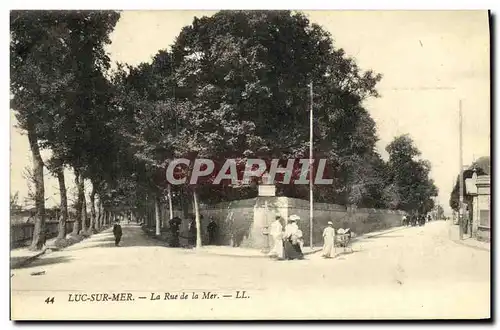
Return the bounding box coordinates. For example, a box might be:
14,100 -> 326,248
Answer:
46,156 -> 68,241
449,155 -> 489,212
10,11 -> 75,250
53,11 -> 119,237
109,61 -> 178,235
472,156 -> 490,175
170,11 -> 383,207
11,10 -> 120,247
161,10 -> 385,214
385,134 -> 438,214
10,192 -> 22,212
106,10 -> 386,246
105,11 -> 395,248
435,204 -> 445,220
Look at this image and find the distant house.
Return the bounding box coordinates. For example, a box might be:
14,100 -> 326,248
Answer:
465,172 -> 491,241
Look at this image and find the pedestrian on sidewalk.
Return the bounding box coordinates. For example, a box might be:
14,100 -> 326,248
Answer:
188,215 -> 197,247
113,220 -> 122,247
168,217 -> 182,247
207,217 -> 218,245
268,215 -> 284,259
322,221 -> 336,258
283,215 -> 304,260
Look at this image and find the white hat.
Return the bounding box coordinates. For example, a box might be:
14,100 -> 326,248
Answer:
327,221 -> 333,225
289,214 -> 300,222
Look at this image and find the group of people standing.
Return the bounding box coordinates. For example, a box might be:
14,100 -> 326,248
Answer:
268,214 -> 305,260
268,217 -> 345,260
167,215 -> 219,248
402,213 -> 431,227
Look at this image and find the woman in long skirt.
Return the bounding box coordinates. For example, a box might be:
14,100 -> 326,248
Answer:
322,221 -> 335,258
269,216 -> 284,259
283,215 -> 304,260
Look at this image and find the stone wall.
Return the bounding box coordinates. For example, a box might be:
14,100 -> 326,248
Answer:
192,197 -> 404,249
10,221 -> 75,249
252,197 -> 404,248
198,199 -> 256,247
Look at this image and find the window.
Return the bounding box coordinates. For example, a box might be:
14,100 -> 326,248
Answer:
479,210 -> 490,228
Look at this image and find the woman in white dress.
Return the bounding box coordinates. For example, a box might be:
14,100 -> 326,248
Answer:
269,216 -> 284,259
322,221 -> 336,258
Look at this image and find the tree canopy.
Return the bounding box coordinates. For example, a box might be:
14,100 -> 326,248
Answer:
449,155 -> 490,212
384,134 -> 438,214
11,10 -> 441,249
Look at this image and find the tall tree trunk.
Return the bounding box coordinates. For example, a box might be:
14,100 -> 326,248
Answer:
81,182 -> 87,233
180,186 -> 189,218
155,196 -> 161,236
167,184 -> 174,220
27,123 -> 46,251
96,199 -> 103,230
95,199 -> 100,230
104,210 -> 109,226
193,188 -> 202,248
72,169 -> 82,236
89,184 -> 97,234
56,165 -> 68,241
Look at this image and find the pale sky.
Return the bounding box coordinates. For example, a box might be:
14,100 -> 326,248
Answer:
10,10 -> 490,213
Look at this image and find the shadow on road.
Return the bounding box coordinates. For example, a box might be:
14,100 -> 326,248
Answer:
11,256 -> 73,269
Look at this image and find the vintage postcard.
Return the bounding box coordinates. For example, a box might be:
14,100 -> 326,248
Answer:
10,10 -> 491,320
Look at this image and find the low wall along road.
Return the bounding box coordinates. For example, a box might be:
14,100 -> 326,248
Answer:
177,197 -> 404,249
12,197 -> 404,250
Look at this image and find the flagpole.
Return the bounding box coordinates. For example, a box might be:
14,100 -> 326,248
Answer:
309,81 -> 314,249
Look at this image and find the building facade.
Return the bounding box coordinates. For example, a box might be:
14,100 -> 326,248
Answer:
466,172 -> 491,241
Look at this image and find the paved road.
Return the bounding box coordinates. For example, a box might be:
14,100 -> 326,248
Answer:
11,221 -> 490,320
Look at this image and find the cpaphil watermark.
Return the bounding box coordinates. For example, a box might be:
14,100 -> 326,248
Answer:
165,158 -> 333,185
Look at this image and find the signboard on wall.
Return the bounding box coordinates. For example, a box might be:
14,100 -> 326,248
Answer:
258,185 -> 276,197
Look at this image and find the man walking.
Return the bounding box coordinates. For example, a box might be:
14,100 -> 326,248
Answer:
188,215 -> 197,247
113,219 -> 122,247
168,217 -> 182,247
207,217 -> 218,245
